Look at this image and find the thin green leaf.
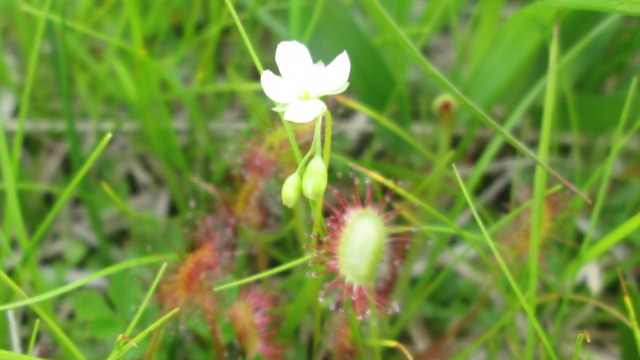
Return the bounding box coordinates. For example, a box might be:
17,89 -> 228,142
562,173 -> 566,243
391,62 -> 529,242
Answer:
223,0 -> 302,162
22,133 -> 113,265
0,349 -> 45,360
619,270 -> 640,357
0,273 -> 85,360
537,0 -> 640,16
358,0 -> 590,203
580,210 -> 640,265
124,263 -> 168,336
526,18 -> 559,358
213,255 -> 312,292
27,319 -> 40,356
11,0 -> 53,171
336,96 -> 436,161
0,255 -> 171,311
107,308 -> 180,360
452,164 -> 558,360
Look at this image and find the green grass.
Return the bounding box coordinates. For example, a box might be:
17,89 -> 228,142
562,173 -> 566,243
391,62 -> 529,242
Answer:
1,0 -> 640,359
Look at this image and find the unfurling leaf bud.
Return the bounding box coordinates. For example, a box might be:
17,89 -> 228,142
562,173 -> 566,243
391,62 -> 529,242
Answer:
302,156 -> 327,200
281,172 -> 302,208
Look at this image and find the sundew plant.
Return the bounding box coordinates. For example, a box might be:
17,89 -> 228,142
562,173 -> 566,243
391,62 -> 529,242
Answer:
1,0 -> 640,359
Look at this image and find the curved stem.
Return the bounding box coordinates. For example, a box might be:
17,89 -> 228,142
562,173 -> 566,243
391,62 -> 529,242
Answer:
295,146 -> 315,174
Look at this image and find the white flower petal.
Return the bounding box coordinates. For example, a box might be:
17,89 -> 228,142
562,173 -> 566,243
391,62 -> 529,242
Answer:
261,70 -> 297,104
283,99 -> 326,123
272,103 -> 288,112
276,41 -> 314,85
313,51 -> 350,96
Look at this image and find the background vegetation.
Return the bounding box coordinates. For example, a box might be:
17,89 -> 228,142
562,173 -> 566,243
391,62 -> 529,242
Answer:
1,0 -> 640,359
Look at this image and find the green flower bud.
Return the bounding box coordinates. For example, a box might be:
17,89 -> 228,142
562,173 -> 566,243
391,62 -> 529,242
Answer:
432,93 -> 458,119
302,156 -> 327,200
281,172 -> 302,208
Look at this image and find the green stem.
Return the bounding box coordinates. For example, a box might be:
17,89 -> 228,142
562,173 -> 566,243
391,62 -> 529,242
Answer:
314,114 -> 323,157
309,113 -> 328,236
222,0 -> 262,73
309,111 -> 332,358
322,111 -> 333,167
283,116 -> 303,163
295,141 -> 316,174
222,0 -> 301,162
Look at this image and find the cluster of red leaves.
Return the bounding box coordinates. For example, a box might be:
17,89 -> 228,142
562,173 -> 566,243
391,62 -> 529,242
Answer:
158,129 -> 303,358
228,286 -> 284,360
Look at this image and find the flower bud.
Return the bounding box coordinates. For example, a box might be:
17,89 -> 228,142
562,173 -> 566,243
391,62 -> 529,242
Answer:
302,156 -> 327,200
281,172 -> 302,208
432,93 -> 458,120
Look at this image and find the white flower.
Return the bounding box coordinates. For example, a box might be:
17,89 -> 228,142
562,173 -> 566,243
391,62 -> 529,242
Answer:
261,41 -> 350,123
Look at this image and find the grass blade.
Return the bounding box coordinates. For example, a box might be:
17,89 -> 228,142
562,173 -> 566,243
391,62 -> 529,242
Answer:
124,263 -> 168,336
27,319 -> 40,356
21,133 -> 112,265
347,162 -> 458,229
358,0 -> 590,204
213,255 -> 312,292
106,263 -> 169,359
454,15 -> 619,213
579,211 -> 640,265
0,349 -> 45,360
0,273 -> 85,360
0,255 -> 170,312
536,0 -> 640,16
0,109 -> 29,252
336,95 -> 436,161
100,181 -> 155,221
526,18 -> 559,358
577,77 -> 638,258
452,164 -> 558,360
618,270 -> 640,356
223,0 -> 303,163
107,307 -> 180,360
11,0 -> 53,171
20,3 -> 132,52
